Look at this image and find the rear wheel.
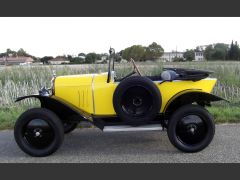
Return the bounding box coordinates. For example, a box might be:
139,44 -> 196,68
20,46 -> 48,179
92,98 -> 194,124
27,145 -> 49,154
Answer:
167,104 -> 215,153
14,108 -> 64,157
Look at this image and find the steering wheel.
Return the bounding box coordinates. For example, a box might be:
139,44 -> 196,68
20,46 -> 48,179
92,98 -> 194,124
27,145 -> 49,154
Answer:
130,58 -> 142,76
116,58 -> 142,81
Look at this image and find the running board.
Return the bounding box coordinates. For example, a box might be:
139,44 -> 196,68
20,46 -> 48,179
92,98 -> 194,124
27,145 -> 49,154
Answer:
103,124 -> 163,132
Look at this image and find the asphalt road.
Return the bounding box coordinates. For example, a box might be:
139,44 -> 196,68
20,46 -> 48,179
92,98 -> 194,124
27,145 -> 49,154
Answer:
0,124 -> 240,163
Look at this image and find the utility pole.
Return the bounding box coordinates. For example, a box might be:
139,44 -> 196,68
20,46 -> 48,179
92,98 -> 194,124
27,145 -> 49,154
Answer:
4,56 -> 7,66
176,46 -> 177,58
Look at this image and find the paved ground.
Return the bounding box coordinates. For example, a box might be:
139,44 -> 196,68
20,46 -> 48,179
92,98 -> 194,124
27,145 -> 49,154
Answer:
0,124 -> 240,163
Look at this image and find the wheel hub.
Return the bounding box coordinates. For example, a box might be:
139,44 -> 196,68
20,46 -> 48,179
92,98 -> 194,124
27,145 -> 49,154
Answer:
35,132 -> 40,137
121,86 -> 153,117
33,128 -> 42,137
176,115 -> 207,145
23,119 -> 55,149
133,97 -> 142,106
188,124 -> 197,134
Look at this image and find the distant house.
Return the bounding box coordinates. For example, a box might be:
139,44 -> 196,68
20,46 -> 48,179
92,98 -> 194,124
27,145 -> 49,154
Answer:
161,51 -> 184,62
101,54 -> 108,61
194,51 -> 204,61
0,56 -> 34,66
78,55 -> 86,59
48,57 -> 70,65
96,59 -> 108,64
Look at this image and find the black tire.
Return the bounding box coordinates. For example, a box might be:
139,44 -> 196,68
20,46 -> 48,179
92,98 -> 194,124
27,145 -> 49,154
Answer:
113,76 -> 162,125
167,104 -> 215,153
14,108 -> 64,157
63,121 -> 78,134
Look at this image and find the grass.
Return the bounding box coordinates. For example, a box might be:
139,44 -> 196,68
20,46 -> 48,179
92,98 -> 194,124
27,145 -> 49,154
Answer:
0,61 -> 240,129
208,106 -> 240,124
0,105 -> 238,130
0,106 -> 30,130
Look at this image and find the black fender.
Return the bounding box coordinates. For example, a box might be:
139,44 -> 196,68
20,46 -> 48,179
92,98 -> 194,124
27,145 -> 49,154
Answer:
16,95 -> 88,121
163,90 -> 228,113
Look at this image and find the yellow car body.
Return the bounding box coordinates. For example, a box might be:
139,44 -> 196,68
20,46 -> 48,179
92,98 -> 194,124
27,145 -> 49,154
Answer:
53,72 -> 217,119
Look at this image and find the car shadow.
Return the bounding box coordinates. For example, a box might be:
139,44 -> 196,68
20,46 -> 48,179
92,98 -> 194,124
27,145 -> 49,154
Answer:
0,129 -> 179,161
59,129 -> 178,155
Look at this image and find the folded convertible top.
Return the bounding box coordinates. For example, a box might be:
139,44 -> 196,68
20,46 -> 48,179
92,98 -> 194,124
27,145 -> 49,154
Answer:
163,67 -> 213,81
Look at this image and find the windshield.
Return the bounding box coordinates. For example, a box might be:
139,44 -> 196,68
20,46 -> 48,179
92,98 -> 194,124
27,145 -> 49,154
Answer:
107,47 -> 115,83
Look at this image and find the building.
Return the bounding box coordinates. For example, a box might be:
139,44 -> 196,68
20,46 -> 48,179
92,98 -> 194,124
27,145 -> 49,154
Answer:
101,54 -> 108,61
161,51 -> 184,62
0,56 -> 34,65
194,51 -> 204,61
48,57 -> 70,65
96,59 -> 108,64
78,55 -> 86,59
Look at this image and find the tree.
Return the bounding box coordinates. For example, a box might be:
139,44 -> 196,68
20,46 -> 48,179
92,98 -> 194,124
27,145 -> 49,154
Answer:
40,56 -> 53,64
69,56 -> 85,64
0,53 -> 6,58
122,45 -> 145,61
17,48 -> 28,57
67,55 -> 73,62
0,48 -> 38,60
183,49 -> 195,61
228,41 -> 240,60
204,43 -> 228,60
144,42 -> 164,60
115,52 -> 122,62
214,43 -> 228,60
85,53 -> 98,64
73,57 -> 85,64
6,48 -> 17,57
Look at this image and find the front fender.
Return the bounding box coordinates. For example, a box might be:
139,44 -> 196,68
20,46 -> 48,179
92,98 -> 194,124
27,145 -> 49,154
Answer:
15,94 -> 46,103
16,95 -> 91,121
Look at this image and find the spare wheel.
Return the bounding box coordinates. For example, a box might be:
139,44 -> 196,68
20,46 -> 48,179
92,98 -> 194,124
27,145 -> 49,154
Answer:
113,76 -> 162,125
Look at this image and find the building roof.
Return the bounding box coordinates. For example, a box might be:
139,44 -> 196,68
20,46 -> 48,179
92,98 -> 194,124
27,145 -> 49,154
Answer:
163,51 -> 184,54
0,56 -> 34,63
49,57 -> 69,62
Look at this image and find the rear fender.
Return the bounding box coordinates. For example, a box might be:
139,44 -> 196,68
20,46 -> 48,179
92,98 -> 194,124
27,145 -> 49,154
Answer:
163,90 -> 228,113
15,95 -> 90,121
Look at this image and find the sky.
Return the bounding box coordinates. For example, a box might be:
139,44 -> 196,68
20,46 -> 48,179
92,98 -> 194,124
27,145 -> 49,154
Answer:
0,17 -> 240,57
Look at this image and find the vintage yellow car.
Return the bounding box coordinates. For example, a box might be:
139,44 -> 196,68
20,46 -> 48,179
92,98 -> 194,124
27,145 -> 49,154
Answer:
14,48 -> 225,157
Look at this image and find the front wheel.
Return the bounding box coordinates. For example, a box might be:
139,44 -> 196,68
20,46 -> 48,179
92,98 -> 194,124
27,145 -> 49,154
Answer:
14,108 -> 64,157
167,104 -> 215,153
